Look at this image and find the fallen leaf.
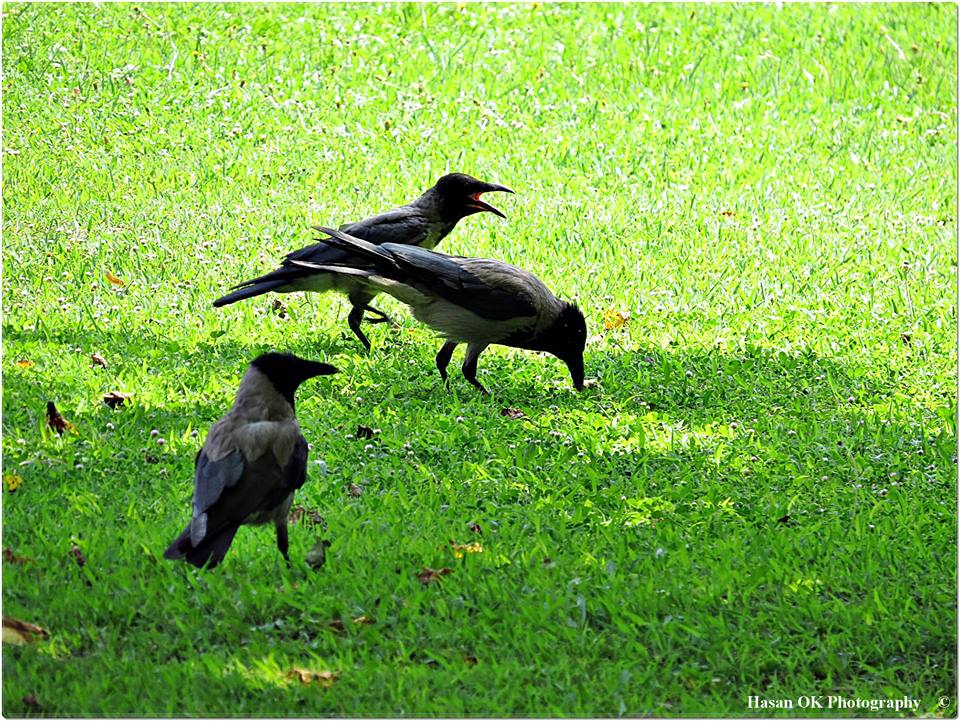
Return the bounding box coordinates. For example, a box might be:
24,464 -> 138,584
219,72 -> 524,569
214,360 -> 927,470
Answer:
287,668 -> 340,688
326,619 -> 346,633
418,566 -> 454,585
603,308 -> 629,330
352,615 -> 375,626
2,616 -> 49,645
271,299 -> 288,319
305,539 -> 332,570
15,359 -> 33,369
720,210 -> 736,218
46,402 -> 75,435
468,522 -> 482,534
3,548 -> 32,564
289,506 -> 305,524
69,544 -> 86,567
105,270 -> 126,287
355,425 -> 375,440
4,474 -> 23,493
499,408 -> 526,420
102,391 -> 132,409
90,353 -> 107,368
450,541 -> 483,559
347,483 -> 363,497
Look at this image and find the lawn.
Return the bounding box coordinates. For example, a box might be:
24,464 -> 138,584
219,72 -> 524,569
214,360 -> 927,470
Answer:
2,2 -> 957,717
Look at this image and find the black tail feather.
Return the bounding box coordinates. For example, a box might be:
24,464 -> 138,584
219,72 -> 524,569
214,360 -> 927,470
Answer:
213,280 -> 288,307
164,524 -> 240,569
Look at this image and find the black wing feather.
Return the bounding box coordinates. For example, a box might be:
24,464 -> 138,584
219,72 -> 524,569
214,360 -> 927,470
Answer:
383,244 -> 537,320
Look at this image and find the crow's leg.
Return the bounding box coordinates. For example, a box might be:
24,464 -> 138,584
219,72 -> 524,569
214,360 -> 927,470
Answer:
361,305 -> 393,325
462,344 -> 490,395
347,304 -> 372,352
276,521 -> 291,566
436,341 -> 458,385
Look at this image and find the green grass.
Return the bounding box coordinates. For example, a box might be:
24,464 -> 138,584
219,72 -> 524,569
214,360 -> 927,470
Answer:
2,2 -> 956,716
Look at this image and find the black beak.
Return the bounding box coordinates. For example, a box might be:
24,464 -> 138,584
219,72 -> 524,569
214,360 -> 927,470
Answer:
302,360 -> 338,378
561,353 -> 585,391
466,183 -> 514,219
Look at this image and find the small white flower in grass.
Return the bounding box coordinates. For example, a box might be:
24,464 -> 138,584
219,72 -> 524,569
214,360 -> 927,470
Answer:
106,423 -> 115,431
655,548 -> 666,558
150,429 -> 159,437
156,438 -> 165,446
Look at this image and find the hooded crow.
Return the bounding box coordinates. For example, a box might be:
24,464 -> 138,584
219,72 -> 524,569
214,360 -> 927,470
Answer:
164,353 -> 337,569
293,228 -> 587,394
213,173 -> 514,351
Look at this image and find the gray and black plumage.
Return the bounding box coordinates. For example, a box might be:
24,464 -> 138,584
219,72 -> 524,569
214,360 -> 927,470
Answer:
164,353 -> 337,569
213,173 -> 514,351
293,228 -> 587,394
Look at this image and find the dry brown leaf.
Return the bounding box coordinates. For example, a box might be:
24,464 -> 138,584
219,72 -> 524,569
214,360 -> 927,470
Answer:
450,541 -> 483,559
90,353 -> 108,369
720,210 -> 736,218
347,483 -> 363,497
69,544 -> 86,568
418,566 -> 454,585
15,359 -> 33,369
326,619 -> 346,633
271,299 -> 288,319
3,548 -> 32,564
46,402 -> 75,435
603,308 -> 629,330
499,407 -> 526,420
352,615 -> 375,626
2,616 -> 49,645
287,668 -> 340,688
105,270 -> 126,287
4,474 -> 23,493
102,391 -> 132,409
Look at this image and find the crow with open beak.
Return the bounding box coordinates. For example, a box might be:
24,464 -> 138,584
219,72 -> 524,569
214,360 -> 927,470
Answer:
164,353 -> 337,569
293,228 -> 587,394
213,173 -> 514,351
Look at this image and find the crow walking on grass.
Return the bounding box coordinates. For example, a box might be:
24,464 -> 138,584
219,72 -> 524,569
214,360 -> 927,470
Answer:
293,228 -> 587,394
164,353 -> 337,569
213,173 -> 514,350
